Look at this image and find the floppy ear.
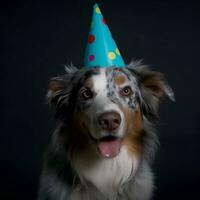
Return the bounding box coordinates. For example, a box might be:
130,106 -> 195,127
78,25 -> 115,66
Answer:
47,65 -> 78,120
47,65 -> 78,105
47,76 -> 67,106
127,62 -> 175,120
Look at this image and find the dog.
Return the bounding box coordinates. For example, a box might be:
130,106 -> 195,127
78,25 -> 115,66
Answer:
37,61 -> 174,200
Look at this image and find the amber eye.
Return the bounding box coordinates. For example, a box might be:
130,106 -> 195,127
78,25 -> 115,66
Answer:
80,88 -> 93,100
121,86 -> 133,96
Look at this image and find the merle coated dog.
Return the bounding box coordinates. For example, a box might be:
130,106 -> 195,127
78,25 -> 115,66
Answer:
38,61 -> 174,200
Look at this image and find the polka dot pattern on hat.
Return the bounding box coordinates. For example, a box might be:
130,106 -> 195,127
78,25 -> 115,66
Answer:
102,18 -> 107,25
108,52 -> 116,60
116,48 -> 120,55
95,7 -> 101,14
88,35 -> 95,43
89,54 -> 95,61
84,3 -> 125,68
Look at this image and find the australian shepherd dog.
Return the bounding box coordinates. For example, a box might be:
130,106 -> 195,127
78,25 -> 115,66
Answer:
38,61 -> 174,200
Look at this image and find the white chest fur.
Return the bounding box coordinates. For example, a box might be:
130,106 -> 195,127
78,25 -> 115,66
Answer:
72,146 -> 139,199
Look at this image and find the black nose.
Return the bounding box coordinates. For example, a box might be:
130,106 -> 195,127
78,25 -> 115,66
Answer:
98,112 -> 121,131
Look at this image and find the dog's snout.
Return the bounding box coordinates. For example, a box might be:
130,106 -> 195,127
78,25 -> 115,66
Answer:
98,112 -> 121,131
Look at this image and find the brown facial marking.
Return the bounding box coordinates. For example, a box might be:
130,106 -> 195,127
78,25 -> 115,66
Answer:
115,75 -> 126,86
122,105 -> 144,156
84,77 -> 94,90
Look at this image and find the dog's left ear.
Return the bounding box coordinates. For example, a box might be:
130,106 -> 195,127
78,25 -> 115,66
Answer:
127,63 -> 175,120
47,65 -> 78,107
47,76 -> 68,106
47,65 -> 78,121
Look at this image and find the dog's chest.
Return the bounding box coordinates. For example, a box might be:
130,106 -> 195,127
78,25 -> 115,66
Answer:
72,146 -> 136,199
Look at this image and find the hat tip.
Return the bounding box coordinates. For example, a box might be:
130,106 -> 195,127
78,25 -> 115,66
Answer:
84,2 -> 126,68
93,3 -> 99,8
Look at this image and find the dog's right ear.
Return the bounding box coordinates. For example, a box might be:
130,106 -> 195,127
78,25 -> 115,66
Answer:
127,61 -> 174,121
47,65 -> 78,107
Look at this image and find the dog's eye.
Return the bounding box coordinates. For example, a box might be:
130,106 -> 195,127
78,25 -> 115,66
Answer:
80,88 -> 93,100
121,86 -> 133,96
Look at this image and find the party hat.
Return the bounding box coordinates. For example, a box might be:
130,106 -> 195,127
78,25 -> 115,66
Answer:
84,4 -> 125,68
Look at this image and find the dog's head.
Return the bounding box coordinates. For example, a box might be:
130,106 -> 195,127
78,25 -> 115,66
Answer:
48,62 -> 174,159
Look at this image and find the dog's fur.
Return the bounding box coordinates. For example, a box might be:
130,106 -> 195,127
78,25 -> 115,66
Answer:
38,61 -> 174,200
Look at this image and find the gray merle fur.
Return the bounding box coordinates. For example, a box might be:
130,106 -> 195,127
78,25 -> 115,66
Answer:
38,61 -> 174,200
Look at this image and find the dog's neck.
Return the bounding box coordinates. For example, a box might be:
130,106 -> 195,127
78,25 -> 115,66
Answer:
72,145 -> 140,199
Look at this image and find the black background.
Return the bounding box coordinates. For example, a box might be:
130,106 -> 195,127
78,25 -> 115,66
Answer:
1,0 -> 200,199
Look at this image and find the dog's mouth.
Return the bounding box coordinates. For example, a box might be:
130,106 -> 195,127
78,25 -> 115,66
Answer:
95,136 -> 123,158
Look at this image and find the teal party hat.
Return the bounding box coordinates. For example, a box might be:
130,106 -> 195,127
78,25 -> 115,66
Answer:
84,4 -> 125,68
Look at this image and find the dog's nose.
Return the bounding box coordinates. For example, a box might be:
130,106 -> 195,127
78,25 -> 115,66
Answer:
98,112 -> 121,131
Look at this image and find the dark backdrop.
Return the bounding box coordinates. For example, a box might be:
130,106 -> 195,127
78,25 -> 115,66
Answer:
1,0 -> 200,199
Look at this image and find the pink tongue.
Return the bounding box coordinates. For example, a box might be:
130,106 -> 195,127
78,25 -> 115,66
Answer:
97,138 -> 122,158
